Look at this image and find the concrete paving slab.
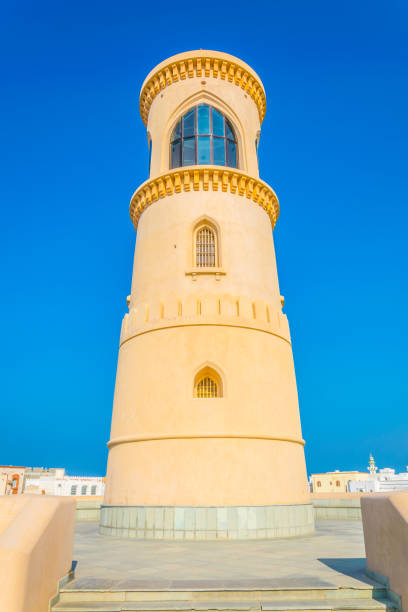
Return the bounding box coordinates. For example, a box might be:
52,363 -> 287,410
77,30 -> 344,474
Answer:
66,521 -> 374,591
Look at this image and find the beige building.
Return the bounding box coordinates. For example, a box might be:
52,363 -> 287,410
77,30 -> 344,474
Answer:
101,50 -> 314,539
311,471 -> 371,493
0,466 -> 25,495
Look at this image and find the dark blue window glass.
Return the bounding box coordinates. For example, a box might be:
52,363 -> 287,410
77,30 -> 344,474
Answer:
183,109 -> 195,137
226,120 -> 235,141
198,136 -> 211,164
170,105 -> 237,169
173,121 -> 181,140
213,137 -> 226,165
212,109 -> 224,137
197,105 -> 210,134
182,137 -> 195,166
171,140 -> 180,168
227,140 -> 237,168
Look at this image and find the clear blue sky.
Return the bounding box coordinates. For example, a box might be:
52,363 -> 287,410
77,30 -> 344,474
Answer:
1,1 -> 407,476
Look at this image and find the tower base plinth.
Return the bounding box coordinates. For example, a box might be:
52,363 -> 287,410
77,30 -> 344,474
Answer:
99,504 -> 314,540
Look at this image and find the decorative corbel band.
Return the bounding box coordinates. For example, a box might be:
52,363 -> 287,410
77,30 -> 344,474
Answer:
129,167 -> 279,230
139,55 -> 266,125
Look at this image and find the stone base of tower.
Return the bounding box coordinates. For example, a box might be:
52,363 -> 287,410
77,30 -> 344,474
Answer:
99,503 -> 314,540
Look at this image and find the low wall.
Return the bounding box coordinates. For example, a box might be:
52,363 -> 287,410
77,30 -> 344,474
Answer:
100,503 -> 315,539
311,495 -> 362,520
362,491 -> 408,612
76,497 -> 102,522
76,497 -> 363,524
0,495 -> 76,612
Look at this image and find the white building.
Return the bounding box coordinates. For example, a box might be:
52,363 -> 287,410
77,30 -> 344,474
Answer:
310,455 -> 408,494
55,475 -> 105,497
348,467 -> 408,493
23,467 -> 104,496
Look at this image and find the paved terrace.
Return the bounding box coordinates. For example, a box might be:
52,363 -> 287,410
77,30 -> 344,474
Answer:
67,521 -> 374,591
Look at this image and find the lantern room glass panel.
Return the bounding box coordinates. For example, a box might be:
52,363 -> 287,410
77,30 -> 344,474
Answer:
197,104 -> 210,134
183,137 -> 195,166
170,105 -> 238,169
213,137 -> 226,165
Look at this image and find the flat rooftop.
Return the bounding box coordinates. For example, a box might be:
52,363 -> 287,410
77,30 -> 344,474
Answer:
67,521 -> 374,591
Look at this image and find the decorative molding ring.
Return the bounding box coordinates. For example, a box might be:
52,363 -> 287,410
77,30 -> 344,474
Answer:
107,434 -> 305,449
120,322 -> 291,349
140,54 -> 266,126
129,167 -> 279,230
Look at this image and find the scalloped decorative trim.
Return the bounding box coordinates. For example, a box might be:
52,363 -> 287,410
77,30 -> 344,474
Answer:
129,167 -> 279,230
139,55 -> 266,125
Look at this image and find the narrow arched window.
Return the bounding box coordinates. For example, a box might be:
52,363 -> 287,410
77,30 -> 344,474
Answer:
196,226 -> 216,267
194,366 -> 223,398
170,104 -> 238,169
197,377 -> 218,398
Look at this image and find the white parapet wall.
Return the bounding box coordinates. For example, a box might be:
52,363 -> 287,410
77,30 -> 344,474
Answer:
311,496 -> 362,520
75,498 -> 362,524
0,495 -> 76,612
76,498 -> 103,521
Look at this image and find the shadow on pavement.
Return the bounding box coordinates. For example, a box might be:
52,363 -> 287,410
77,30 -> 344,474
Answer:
318,558 -> 381,587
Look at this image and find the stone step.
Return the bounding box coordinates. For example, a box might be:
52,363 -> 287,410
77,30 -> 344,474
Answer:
57,588 -> 389,605
51,597 -> 398,612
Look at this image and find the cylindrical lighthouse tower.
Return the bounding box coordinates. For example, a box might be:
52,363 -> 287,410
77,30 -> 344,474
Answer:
101,50 -> 314,539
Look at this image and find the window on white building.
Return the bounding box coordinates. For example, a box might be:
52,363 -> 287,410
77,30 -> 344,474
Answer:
71,485 -> 77,495
91,485 -> 97,495
81,485 -> 87,495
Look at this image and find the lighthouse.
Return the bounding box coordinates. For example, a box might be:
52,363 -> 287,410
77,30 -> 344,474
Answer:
101,50 -> 314,539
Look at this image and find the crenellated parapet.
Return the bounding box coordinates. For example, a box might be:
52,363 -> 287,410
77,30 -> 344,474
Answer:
139,50 -> 266,126
129,167 -> 279,230
120,293 -> 291,347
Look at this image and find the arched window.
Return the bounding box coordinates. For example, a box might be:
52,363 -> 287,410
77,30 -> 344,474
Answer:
197,377 -> 218,398
196,225 -> 216,267
170,104 -> 237,169
194,366 -> 223,398
317,481 -> 321,488
336,480 -> 340,487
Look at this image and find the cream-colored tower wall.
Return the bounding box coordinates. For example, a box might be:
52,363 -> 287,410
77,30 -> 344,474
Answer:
129,192 -> 281,309
104,50 -> 310,519
105,323 -> 309,506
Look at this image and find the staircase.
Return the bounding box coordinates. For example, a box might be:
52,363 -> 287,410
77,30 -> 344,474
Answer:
51,583 -> 399,612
